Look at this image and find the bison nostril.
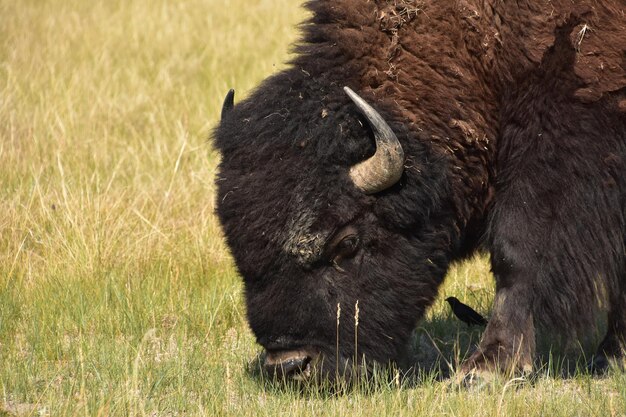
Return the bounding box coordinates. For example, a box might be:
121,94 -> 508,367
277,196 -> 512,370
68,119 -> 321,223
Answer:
263,350 -> 313,379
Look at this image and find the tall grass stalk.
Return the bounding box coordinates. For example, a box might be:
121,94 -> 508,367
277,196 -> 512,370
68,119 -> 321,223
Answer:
336,302 -> 341,380
354,299 -> 360,372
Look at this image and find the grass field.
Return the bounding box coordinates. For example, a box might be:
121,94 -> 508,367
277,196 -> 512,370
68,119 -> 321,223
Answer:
1,0 -> 625,415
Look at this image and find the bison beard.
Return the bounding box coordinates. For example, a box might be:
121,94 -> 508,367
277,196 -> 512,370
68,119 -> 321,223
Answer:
214,0 -> 626,382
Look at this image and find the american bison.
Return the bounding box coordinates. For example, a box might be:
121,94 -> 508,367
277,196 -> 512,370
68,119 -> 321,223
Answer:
214,0 -> 625,380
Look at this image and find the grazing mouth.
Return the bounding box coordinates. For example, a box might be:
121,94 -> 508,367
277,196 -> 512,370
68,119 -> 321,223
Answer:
262,347 -> 321,380
260,347 -> 369,383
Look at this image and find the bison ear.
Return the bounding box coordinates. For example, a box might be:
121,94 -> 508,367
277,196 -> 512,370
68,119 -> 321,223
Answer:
221,89 -> 235,120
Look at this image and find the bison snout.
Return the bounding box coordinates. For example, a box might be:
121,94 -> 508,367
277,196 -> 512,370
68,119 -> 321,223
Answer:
262,348 -> 318,380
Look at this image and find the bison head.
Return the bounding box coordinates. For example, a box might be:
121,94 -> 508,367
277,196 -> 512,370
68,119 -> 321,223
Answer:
215,76 -> 456,381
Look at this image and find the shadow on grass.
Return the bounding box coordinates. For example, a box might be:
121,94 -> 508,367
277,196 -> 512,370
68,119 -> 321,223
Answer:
240,317 -> 455,397
243,312 -> 612,396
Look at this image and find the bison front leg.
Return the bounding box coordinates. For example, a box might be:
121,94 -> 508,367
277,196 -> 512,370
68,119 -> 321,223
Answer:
460,270 -> 536,378
589,293 -> 626,373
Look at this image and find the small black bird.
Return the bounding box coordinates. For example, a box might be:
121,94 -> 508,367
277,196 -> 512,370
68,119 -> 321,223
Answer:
445,296 -> 488,327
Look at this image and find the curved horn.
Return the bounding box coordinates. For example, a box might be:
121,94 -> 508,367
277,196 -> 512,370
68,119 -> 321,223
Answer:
221,89 -> 235,120
344,86 -> 405,194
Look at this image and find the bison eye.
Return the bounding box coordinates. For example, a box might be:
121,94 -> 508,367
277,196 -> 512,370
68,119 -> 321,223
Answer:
325,226 -> 360,271
335,236 -> 359,259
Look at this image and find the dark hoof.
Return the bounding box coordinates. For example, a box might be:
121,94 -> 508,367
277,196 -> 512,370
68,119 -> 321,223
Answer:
587,355 -> 610,375
458,369 -> 492,391
587,354 -> 625,375
451,363 -> 533,392
446,366 -> 498,392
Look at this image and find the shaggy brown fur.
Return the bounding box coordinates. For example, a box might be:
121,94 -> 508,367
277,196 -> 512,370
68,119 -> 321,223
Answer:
297,0 -> 625,237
